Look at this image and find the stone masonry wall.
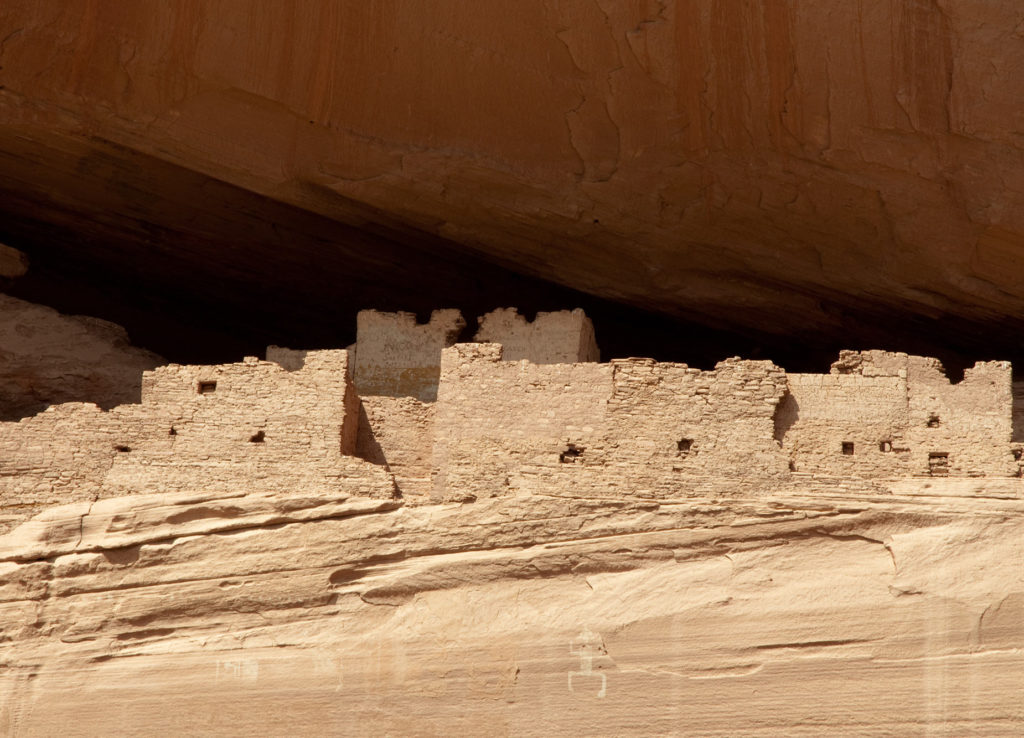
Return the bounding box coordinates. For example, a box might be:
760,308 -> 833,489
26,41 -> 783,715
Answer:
431,343 -> 612,502
779,373 -> 910,478
352,309 -> 465,402
0,350 -> 394,526
512,357 -> 790,499
473,308 -> 600,363
106,350 -> 385,496
904,358 -> 1014,477
0,403 -> 119,525
431,346 -> 790,501
356,396 -> 435,500
3,304 -> 1023,523
779,351 -> 1015,479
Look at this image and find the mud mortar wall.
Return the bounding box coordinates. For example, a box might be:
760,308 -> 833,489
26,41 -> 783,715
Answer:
473,308 -> 600,363
356,395 -> 435,499
431,346 -> 790,501
431,343 -> 612,502
904,358 -> 1014,477
0,350 -> 392,529
780,373 -> 910,477
352,310 -> 465,402
780,352 -> 1014,478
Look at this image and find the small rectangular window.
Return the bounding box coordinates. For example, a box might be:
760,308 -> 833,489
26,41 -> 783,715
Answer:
842,442 -> 855,455
198,381 -> 217,394
928,452 -> 949,476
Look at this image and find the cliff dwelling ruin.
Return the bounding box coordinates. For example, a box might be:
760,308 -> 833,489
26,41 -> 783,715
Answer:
4,308 -> 1022,529
2,1 -> 1024,734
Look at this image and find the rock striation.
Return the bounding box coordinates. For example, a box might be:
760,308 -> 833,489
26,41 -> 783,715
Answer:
1,459 -> 1024,735
1,307 -> 1023,734
0,294 -> 163,421
1,2 -> 1024,362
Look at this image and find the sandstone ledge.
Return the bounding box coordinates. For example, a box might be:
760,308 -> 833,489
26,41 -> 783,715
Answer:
1,487 -> 1022,735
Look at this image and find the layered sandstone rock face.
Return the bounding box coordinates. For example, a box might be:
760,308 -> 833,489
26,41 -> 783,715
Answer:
0,294 -> 163,421
3,487 -> 1024,736
0,2 -> 1023,359
2,1 -> 1024,733
0,245 -> 28,280
1,306 -> 1023,734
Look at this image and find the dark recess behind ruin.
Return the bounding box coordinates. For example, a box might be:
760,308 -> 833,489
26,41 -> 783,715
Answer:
1,132 -> 1021,378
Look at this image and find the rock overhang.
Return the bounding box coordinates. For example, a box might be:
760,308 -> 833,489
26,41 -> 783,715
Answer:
1,1 -> 1023,372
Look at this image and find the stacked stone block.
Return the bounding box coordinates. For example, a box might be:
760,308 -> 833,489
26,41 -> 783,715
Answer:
0,350 -> 394,524
779,350 -> 1015,479
2,309 -> 1023,524
473,308 -> 600,363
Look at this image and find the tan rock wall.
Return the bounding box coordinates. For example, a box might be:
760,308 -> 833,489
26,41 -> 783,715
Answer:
432,343 -> 612,502
1,304 -> 1020,522
905,358 -> 1014,477
111,351 -> 374,496
512,357 -> 791,499
781,352 -> 1014,479
432,346 -> 789,502
0,403 -> 118,526
0,294 -> 163,420
781,373 -> 911,477
356,396 -> 435,500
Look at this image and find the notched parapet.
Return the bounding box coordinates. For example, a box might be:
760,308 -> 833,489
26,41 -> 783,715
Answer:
353,309 -> 466,402
784,350 -> 1014,479
474,308 -> 600,363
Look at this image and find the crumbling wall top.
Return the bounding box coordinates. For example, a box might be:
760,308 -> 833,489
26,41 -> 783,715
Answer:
474,308 -> 599,363
830,350 -> 910,377
353,309 -> 465,402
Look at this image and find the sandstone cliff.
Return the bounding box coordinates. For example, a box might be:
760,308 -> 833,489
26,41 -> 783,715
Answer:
1,487 -> 1022,736
1,307 -> 1023,734
1,2 -> 1023,362
0,294 -> 163,421
2,2 -> 1023,733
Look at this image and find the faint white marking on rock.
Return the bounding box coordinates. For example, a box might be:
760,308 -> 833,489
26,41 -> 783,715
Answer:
568,627 -> 607,698
217,658 -> 259,681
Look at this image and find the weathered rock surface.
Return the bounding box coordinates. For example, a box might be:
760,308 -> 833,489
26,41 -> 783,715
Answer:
2,3 -> 1024,733
0,294 -> 163,420
1,2 -> 1024,361
1,305 -> 1021,733
0,245 -> 27,280
0,487 -> 1022,735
